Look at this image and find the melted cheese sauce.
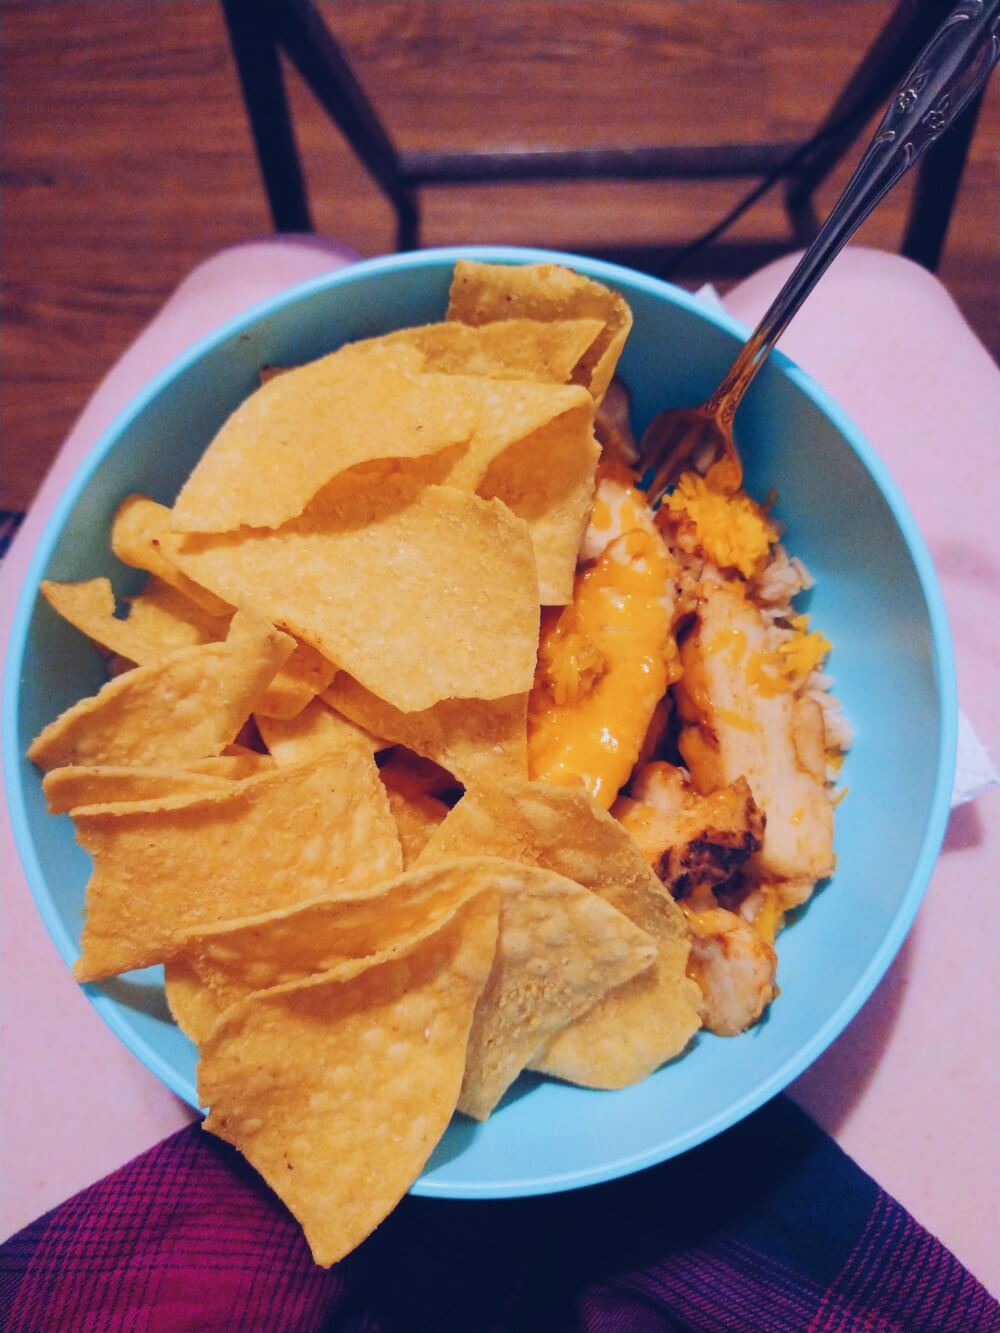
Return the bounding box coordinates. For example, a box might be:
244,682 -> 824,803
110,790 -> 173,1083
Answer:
528,528 -> 675,809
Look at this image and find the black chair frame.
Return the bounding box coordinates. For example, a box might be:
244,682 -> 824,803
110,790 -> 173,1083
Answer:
220,0 -> 985,276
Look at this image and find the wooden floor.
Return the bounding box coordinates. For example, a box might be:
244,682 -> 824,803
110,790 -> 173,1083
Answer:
3,0 -> 998,512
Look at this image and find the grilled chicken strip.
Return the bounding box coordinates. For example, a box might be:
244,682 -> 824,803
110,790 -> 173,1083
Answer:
683,902 -> 778,1036
613,761 -> 764,897
673,582 -> 834,884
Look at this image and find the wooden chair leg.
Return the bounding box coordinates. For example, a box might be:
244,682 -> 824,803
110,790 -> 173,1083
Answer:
219,0 -> 313,232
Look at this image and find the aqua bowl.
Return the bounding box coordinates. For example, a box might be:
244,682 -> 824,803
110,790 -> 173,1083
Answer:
3,245 -> 957,1198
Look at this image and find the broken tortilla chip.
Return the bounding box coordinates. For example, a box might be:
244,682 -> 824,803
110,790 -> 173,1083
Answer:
166,478 -> 540,713
253,640 -> 337,720
323,674 -> 527,789
368,317 -> 605,383
198,891 -> 499,1267
169,857 -> 505,1042
111,495 -> 231,615
447,260 -> 632,405
41,575 -> 230,669
39,577 -> 215,667
43,764 -> 233,815
256,697 -> 382,765
418,780 -> 702,1088
42,573 -> 326,721
458,862 -> 656,1121
28,608 -> 294,772
71,749 -> 403,980
170,341 -> 484,534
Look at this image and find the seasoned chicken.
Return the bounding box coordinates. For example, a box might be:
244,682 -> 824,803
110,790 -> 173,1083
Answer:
674,581 -> 835,884
613,761 -> 764,897
683,901 -> 778,1036
727,879 -> 812,945
579,457 -> 659,563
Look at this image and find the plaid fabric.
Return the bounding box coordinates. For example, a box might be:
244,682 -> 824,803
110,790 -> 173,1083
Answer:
2,1097 -> 997,1332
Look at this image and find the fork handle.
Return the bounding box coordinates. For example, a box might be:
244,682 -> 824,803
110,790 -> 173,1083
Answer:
708,0 -> 1000,424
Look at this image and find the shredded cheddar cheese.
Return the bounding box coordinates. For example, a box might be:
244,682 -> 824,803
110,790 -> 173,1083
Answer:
744,617 -> 831,698
776,620 -> 831,678
664,471 -> 779,577
708,626 -> 748,665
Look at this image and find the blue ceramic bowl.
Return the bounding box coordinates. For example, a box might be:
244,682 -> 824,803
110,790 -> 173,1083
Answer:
3,246 -> 957,1198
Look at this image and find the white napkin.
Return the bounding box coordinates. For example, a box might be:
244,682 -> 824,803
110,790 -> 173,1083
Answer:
952,713 -> 999,807
691,284 -> 998,810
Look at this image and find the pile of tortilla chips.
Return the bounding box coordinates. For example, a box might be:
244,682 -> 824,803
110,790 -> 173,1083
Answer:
28,261 -> 702,1268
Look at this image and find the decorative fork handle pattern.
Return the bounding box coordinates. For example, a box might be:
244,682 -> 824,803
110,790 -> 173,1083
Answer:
709,0 -> 1000,425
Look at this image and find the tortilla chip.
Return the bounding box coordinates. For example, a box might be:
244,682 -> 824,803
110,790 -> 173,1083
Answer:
39,578 -> 166,664
266,319 -> 605,388
71,749 -> 403,980
28,607 -> 295,772
170,341 -> 485,534
370,318 -> 605,383
253,640 -> 337,720
111,495 -> 231,615
44,755 -> 274,812
185,753 -> 274,779
447,261 -> 632,404
40,576 -> 231,673
167,477 -> 540,713
475,405 -> 600,605
458,863 -> 656,1121
419,780 -> 702,1087
170,857 -> 504,1042
198,891 -> 499,1267
41,573 -> 326,719
244,357 -> 596,605
323,674 -> 527,788
163,958 -> 205,1040
43,764 -> 233,814
256,698 -> 382,765
384,786 -> 449,867
414,377 -> 598,604
122,577 -> 232,647
125,575 -> 331,719
430,378 -> 591,489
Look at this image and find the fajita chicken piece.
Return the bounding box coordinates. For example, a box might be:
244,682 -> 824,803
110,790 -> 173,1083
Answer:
578,455 -> 659,563
613,761 -> 764,897
674,581 -> 834,884
722,879 -> 807,949
682,896 -> 777,1036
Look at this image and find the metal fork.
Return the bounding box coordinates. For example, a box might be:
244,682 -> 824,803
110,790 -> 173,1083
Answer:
639,0 -> 1000,505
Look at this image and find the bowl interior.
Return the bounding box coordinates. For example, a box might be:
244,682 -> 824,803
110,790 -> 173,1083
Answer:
4,246 -> 956,1198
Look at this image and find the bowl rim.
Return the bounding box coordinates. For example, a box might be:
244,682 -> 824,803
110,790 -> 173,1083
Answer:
2,243 -> 959,1196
